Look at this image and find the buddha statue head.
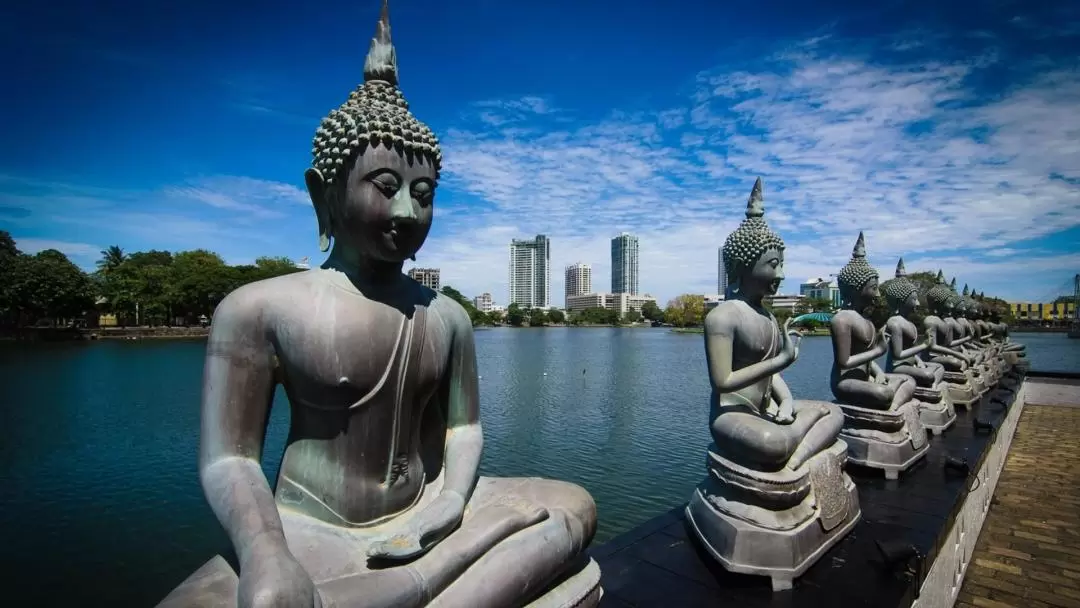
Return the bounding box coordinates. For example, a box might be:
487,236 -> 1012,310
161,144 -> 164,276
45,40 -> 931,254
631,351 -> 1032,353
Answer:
836,232 -> 880,311
925,270 -> 954,316
882,257 -> 919,315
304,0 -> 442,264
721,178 -> 786,299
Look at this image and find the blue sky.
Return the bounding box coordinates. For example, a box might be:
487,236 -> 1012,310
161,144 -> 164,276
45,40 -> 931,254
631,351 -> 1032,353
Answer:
2,0 -> 1078,305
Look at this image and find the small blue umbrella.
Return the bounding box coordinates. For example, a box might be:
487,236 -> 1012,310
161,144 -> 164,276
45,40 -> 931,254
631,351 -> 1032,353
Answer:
791,312 -> 833,325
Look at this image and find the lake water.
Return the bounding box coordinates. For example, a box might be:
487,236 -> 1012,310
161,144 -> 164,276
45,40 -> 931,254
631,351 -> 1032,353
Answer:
1,329 -> 1076,606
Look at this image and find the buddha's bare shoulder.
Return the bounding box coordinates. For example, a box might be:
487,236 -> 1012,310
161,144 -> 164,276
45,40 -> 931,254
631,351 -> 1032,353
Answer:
705,300 -> 755,332
422,285 -> 472,335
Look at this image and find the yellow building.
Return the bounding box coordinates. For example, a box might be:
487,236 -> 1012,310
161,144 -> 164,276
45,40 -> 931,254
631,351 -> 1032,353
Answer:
1009,301 -> 1076,323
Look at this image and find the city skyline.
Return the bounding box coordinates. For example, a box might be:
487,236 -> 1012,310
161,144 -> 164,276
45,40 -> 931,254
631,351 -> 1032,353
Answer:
565,262 -> 592,310
2,1 -> 1077,307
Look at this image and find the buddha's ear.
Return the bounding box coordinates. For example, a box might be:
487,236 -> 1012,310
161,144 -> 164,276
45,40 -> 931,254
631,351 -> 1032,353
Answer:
305,168 -> 333,252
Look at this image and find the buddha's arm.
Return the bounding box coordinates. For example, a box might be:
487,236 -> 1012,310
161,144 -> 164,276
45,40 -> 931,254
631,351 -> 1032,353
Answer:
704,314 -> 791,393
930,340 -> 970,362
198,293 -> 287,566
889,322 -> 928,360
830,320 -> 886,369
950,334 -> 973,348
442,307 -> 483,501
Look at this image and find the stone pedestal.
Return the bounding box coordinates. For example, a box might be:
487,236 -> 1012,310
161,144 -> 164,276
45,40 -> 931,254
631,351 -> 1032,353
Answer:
943,371 -> 979,410
912,386 -> 957,435
685,440 -> 861,592
837,400 -> 930,479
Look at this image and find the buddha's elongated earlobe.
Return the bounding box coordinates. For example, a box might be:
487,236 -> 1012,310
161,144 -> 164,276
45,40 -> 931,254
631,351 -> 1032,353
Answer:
305,168 -> 333,252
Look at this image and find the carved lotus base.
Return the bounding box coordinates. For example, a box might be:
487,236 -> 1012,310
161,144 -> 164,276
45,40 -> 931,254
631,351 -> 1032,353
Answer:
837,400 -> 930,479
685,441 -> 860,592
912,387 -> 957,435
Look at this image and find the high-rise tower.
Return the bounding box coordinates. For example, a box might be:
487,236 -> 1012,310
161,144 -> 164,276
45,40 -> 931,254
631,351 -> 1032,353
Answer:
564,263 -> 592,309
509,235 -> 551,308
611,232 -> 639,295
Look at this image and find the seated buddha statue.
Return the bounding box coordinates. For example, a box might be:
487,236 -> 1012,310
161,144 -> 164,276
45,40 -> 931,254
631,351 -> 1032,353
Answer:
828,234 -> 928,477
159,4 -> 601,607
958,287 -> 1000,387
921,272 -> 978,409
881,258 -> 956,435
685,178 -> 860,593
944,283 -> 989,396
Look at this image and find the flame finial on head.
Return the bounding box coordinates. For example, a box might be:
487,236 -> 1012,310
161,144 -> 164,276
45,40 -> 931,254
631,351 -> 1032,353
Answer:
895,257 -> 907,278
935,269 -> 945,284
949,277 -> 957,291
962,284 -> 970,296
746,177 -> 765,218
363,0 -> 398,86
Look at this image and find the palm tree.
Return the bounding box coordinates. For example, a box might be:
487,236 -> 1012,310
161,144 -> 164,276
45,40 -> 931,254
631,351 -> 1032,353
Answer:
96,245 -> 126,274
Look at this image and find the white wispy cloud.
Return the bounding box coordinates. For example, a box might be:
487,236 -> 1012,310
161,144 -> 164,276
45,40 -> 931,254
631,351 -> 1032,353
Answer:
418,27 -> 1080,305
14,238 -> 102,258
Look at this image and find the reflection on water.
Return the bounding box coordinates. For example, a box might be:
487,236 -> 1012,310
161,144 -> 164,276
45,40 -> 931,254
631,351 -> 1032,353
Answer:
0,330 -> 1075,606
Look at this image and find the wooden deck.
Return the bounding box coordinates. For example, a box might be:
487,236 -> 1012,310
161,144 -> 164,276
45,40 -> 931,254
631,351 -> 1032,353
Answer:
956,376 -> 1080,608
591,379 -> 1027,607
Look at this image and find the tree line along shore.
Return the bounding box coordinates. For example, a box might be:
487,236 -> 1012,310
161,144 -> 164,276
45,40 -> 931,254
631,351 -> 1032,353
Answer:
0,230 -> 1017,337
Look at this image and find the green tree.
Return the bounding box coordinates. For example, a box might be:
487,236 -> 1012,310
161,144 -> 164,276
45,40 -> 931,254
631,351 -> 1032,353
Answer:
528,307 -> 548,326
640,300 -> 662,321
170,250 -> 232,321
546,309 -> 566,325
507,303 -> 525,327
439,285 -> 490,327
624,309 -> 642,323
96,245 -> 126,274
664,294 -> 705,328
0,231 -> 20,324
569,307 -> 618,325
11,249 -> 95,325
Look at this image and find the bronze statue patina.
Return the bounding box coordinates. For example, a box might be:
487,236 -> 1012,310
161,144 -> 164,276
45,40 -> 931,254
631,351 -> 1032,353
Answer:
685,178 -> 860,592
159,4 -> 601,607
922,272 -> 978,409
882,259 -> 956,435
829,234 -> 928,478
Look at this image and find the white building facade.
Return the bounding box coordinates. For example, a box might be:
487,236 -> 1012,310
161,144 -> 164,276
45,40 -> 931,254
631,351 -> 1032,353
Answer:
564,263 -> 592,309
509,235 -> 551,308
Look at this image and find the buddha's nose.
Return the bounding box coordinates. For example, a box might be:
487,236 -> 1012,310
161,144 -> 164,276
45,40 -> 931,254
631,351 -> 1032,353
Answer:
388,188 -> 417,222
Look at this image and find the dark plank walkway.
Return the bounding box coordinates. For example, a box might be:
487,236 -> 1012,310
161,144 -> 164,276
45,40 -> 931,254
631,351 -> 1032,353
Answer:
957,386 -> 1080,608
591,382 -> 1022,608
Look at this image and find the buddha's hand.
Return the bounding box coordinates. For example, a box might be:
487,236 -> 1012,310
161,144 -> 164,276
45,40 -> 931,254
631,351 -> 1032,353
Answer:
367,491 -> 466,561
781,318 -> 801,362
238,540 -> 321,608
775,399 -> 795,424
877,326 -> 891,346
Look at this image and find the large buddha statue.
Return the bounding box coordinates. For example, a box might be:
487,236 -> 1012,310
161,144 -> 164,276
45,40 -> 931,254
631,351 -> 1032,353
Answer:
881,259 -> 956,435
685,178 -> 859,592
921,272 -> 978,409
159,4 -> 601,607
828,234 -> 928,478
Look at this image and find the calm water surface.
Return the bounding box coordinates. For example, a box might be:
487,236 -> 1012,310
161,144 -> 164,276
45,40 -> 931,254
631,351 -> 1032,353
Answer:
1,329 -> 1076,606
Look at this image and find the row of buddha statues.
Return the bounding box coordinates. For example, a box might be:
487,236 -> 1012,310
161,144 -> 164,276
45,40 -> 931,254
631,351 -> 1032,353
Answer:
158,3 -> 1029,605
685,178 -> 1028,591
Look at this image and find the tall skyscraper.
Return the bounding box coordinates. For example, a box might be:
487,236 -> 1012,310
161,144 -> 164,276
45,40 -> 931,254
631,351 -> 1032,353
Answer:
509,235 -> 551,308
407,267 -> 441,291
611,232 -> 639,295
564,263 -> 592,309
717,248 -> 728,296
